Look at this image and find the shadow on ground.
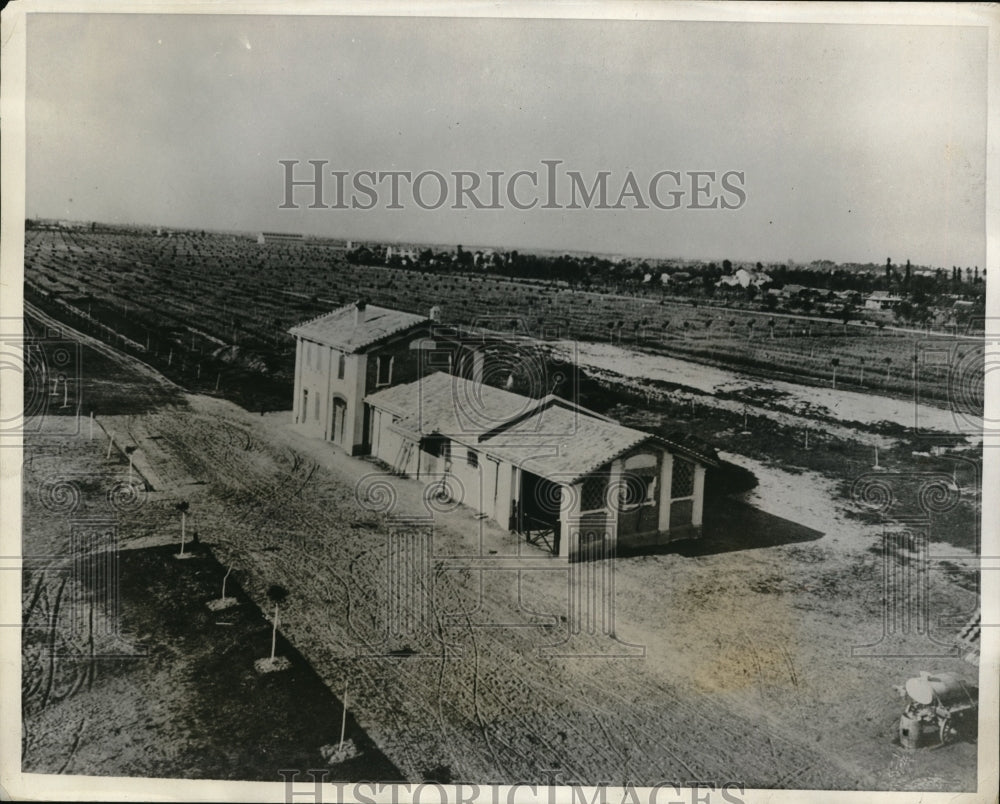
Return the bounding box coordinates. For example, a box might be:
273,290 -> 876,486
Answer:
65,542 -> 402,781
677,496 -> 825,556
616,495 -> 823,559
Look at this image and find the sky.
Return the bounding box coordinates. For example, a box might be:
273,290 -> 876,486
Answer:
26,12 -> 989,267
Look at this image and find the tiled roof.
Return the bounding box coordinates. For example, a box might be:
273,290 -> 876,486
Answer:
289,304 -> 427,353
366,373 -> 718,483
482,404 -> 652,482
366,371 -> 534,438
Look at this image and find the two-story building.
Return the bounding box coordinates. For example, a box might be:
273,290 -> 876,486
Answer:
289,302 -> 430,454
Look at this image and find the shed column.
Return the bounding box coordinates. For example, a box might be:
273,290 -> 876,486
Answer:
657,452 -> 674,533
692,463 -> 706,528
558,481 -> 579,559
606,458 -> 623,554
510,466 -> 522,532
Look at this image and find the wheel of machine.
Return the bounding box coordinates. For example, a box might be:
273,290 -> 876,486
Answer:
938,714 -> 952,745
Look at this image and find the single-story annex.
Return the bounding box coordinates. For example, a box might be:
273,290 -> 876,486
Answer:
366,372 -> 718,559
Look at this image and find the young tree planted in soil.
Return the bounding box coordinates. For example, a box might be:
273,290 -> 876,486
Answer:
176,501 -> 190,556
884,356 -> 892,381
221,565 -> 233,601
267,584 -> 289,662
124,445 -> 137,485
830,358 -> 840,390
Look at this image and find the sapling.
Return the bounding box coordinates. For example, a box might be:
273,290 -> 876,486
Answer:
221,565 -> 232,601
176,501 -> 190,557
124,445 -> 137,484
208,564 -> 239,611
267,584 -> 289,662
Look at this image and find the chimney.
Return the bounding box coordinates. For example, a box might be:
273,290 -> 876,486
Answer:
353,299 -> 367,327
429,305 -> 441,322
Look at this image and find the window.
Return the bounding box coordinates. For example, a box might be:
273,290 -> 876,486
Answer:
337,352 -> 345,380
302,389 -> 308,419
376,355 -> 394,387
314,392 -> 320,420
581,473 -> 609,512
671,458 -> 695,499
467,449 -> 479,468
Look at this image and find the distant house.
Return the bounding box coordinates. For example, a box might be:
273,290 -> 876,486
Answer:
716,269 -> 772,291
735,268 -> 772,288
386,245 -> 418,262
366,371 -> 718,558
258,231 -> 305,245
473,249 -> 498,269
864,291 -> 905,311
779,284 -> 808,298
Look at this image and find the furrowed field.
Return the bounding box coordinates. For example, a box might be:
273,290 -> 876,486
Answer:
24,229 -> 978,413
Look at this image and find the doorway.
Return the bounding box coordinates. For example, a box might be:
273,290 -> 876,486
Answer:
518,471 -> 561,554
330,397 -> 347,446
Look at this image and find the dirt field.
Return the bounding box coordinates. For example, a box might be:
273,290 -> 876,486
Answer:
21,312 -> 980,790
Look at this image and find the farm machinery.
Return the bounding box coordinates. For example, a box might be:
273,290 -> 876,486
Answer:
897,671 -> 978,749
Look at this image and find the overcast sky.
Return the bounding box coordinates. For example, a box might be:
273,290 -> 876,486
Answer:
27,13 -> 988,267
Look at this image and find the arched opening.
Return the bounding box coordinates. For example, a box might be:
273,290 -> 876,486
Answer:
330,396 -> 348,445
618,452 -> 660,537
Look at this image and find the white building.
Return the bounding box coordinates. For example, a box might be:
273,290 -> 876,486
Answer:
290,303 -> 720,559
864,291 -> 905,311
